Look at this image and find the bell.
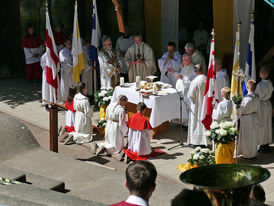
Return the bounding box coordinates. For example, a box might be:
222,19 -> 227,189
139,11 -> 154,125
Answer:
180,164 -> 270,206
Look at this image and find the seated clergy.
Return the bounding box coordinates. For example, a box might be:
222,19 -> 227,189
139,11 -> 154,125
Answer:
124,102 -> 153,160
158,42 -> 181,87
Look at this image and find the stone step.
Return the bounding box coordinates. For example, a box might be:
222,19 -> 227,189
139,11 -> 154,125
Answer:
0,194 -> 46,206
0,183 -> 105,206
0,165 -> 26,182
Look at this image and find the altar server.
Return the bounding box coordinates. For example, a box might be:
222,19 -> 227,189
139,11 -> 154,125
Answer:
215,58 -> 230,101
116,26 -> 134,83
238,80 -> 259,159
59,39 -> 74,102
71,82 -> 94,144
255,66 -> 273,153
187,65 -> 207,147
98,36 -> 121,88
212,87 -> 232,121
21,25 -> 43,82
125,102 -> 152,159
158,42 -> 181,87
125,34 -> 156,82
97,95 -> 128,155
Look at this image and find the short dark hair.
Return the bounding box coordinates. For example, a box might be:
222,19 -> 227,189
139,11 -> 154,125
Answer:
168,42 -> 176,48
171,189 -> 211,206
67,85 -> 77,104
126,161 -> 157,198
137,102 -> 147,112
77,82 -> 87,95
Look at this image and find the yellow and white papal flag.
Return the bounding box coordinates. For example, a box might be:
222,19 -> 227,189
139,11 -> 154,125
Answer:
72,0 -> 85,84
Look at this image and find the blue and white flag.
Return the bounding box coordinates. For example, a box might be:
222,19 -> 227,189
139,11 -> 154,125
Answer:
242,20 -> 256,96
90,0 -> 101,61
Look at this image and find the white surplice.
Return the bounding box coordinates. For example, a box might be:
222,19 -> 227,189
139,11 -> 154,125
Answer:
191,50 -> 207,75
158,51 -> 181,87
215,68 -> 230,101
212,98 -> 232,121
72,93 -> 94,144
82,45 -> 93,95
128,129 -> 152,156
116,35 -> 134,75
98,49 -> 120,88
125,42 -> 156,82
175,63 -> 196,124
187,74 -> 207,146
100,103 -> 128,154
59,47 -> 74,102
40,53 -> 60,104
255,79 -> 273,145
238,92 -> 259,158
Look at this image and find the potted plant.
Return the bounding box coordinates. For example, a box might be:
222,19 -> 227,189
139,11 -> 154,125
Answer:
97,119 -> 107,134
94,87 -> 113,119
205,121 -> 237,164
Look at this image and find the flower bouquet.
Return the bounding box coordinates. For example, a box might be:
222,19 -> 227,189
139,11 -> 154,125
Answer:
231,95 -> 242,108
205,121 -> 237,164
97,119 -> 107,134
94,87 -> 113,119
177,147 -> 215,172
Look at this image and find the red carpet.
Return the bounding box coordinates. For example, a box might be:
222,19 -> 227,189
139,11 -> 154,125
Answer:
124,148 -> 166,161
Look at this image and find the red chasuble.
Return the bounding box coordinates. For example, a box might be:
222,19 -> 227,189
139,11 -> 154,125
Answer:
53,31 -> 66,46
128,113 -> 152,130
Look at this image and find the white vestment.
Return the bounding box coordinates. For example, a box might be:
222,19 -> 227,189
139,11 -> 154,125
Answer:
23,46 -> 43,64
125,42 -> 156,82
238,93 -> 259,158
215,69 -> 230,101
100,103 -> 128,154
175,63 -> 196,124
255,80 -> 273,145
158,51 -> 181,87
72,93 -> 94,144
59,48 -> 74,102
82,45 -> 93,95
116,35 -> 134,74
98,49 -> 121,88
187,74 -> 207,145
40,53 -> 60,104
128,129 -> 152,156
212,99 -> 232,121
191,50 -> 207,75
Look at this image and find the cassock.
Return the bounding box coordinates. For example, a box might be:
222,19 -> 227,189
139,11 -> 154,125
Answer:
212,99 -> 232,121
99,102 -> 128,154
82,45 -> 93,95
98,49 -> 121,88
72,93 -> 94,144
53,31 -> 66,53
125,42 -> 156,82
187,74 -> 207,146
65,99 -> 76,133
116,35 -> 135,76
215,69 -> 230,101
110,195 -> 148,206
59,47 -> 74,102
158,51 -> 181,87
238,92 -> 259,158
191,50 -> 207,75
124,113 -> 152,160
40,53 -> 60,104
255,80 -> 273,145
175,63 -> 196,124
21,34 -> 43,81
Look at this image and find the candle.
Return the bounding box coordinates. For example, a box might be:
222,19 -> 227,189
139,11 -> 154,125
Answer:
136,76 -> 140,82
120,77 -> 124,86
136,76 -> 140,89
153,84 -> 157,94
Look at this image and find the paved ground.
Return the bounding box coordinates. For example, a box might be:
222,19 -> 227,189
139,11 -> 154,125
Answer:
1,78 -> 274,205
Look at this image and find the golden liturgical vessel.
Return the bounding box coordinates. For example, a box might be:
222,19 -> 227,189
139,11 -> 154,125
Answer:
180,164 -> 270,206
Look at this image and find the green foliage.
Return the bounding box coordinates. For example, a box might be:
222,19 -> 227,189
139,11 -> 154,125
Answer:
231,95 -> 243,108
97,119 -> 107,129
94,88 -> 113,107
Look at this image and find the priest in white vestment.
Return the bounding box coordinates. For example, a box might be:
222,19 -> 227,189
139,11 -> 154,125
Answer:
97,95 -> 128,155
185,42 -> 207,75
158,42 -> 181,87
116,26 -> 134,82
187,65 -> 207,146
82,41 -> 94,96
98,36 -> 121,88
255,66 -> 273,152
72,82 -> 94,144
212,87 -> 232,121
125,34 -> 156,82
59,39 -> 74,102
238,80 -> 259,159
215,58 -> 230,101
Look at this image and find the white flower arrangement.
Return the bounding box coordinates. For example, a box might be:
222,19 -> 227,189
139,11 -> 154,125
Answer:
188,147 -> 215,167
107,86 -> 113,90
94,88 -> 114,107
100,87 -> 107,90
206,121 -> 237,144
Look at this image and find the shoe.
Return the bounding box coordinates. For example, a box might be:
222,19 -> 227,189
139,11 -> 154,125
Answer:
64,135 -> 74,145
60,133 -> 69,143
96,146 -> 105,156
90,142 -> 98,154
